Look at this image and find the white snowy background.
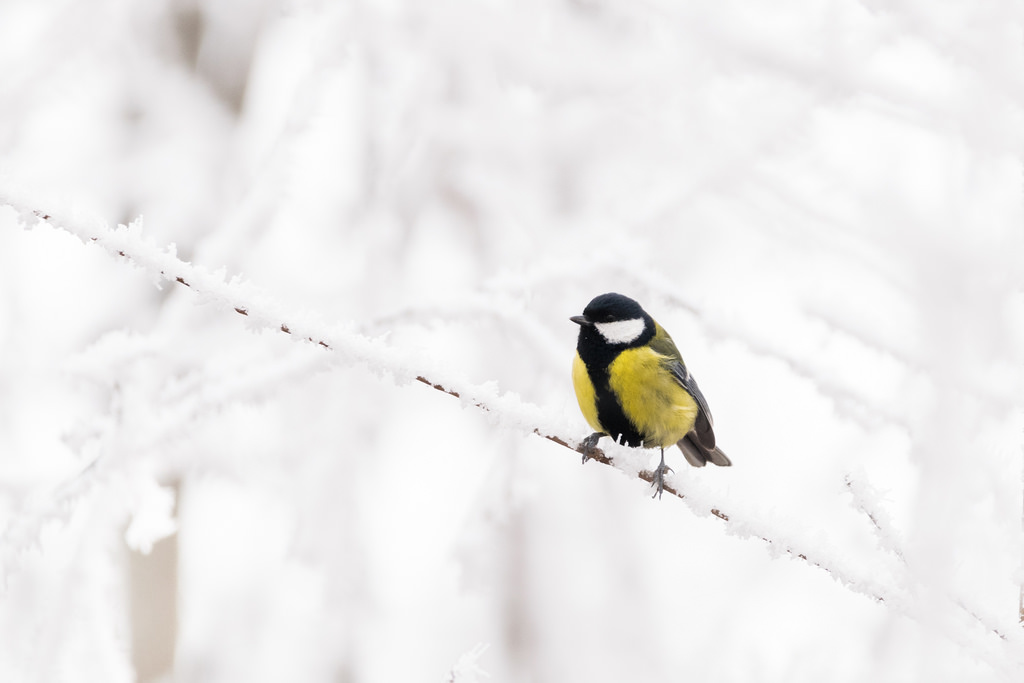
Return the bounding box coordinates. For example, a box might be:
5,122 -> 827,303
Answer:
1,1 -> 1022,682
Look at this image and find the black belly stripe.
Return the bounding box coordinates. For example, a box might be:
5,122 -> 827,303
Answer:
588,364 -> 645,447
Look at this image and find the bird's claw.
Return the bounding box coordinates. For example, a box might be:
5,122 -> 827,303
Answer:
579,432 -> 605,464
650,462 -> 674,499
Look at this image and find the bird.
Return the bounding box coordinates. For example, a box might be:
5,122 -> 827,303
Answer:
570,292 -> 731,498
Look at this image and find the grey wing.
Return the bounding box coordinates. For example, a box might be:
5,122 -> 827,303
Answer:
667,360 -> 716,450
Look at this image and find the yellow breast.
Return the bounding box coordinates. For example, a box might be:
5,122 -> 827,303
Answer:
608,346 -> 698,448
572,352 -> 603,433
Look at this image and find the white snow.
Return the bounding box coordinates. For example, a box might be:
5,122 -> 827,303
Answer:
0,1 -> 1021,682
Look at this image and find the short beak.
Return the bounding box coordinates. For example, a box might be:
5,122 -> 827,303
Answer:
569,315 -> 592,327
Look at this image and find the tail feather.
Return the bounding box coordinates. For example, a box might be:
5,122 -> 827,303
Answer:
677,433 -> 732,467
706,446 -> 732,467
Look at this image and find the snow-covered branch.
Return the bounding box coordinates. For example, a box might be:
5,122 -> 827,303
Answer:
3,192 -> 1022,675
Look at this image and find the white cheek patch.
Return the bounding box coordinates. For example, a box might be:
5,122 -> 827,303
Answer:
594,318 -> 646,345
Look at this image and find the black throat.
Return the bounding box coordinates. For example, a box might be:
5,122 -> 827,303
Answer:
576,319 -> 654,448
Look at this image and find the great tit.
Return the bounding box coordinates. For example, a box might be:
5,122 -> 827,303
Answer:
571,292 -> 731,497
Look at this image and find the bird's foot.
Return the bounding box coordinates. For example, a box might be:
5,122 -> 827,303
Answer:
650,462 -> 674,499
579,432 -> 605,464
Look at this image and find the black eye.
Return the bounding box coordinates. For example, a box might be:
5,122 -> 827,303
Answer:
603,314 -> 615,322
